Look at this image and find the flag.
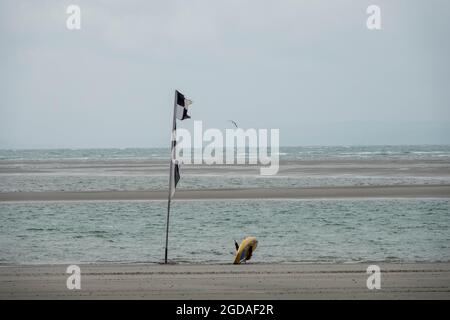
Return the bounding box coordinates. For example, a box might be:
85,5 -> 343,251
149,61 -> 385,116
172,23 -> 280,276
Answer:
175,90 -> 192,120
170,90 -> 192,200
165,90 -> 194,263
169,159 -> 181,199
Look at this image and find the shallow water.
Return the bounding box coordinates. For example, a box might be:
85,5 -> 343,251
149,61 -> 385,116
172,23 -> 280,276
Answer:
1,199 -> 449,265
1,145 -> 450,192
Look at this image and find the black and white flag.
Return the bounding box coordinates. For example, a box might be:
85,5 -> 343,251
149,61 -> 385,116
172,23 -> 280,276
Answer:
170,90 -> 193,200
169,159 -> 180,199
165,90 -> 194,263
175,90 -> 192,120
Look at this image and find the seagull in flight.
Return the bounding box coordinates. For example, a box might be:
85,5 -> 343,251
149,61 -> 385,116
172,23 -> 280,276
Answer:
228,120 -> 238,128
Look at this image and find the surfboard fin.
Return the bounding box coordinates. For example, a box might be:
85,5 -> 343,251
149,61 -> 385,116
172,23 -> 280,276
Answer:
234,240 -> 239,251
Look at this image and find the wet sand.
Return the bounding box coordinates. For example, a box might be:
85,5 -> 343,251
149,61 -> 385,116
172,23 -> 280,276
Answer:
1,185 -> 449,202
0,263 -> 449,299
1,158 -> 450,177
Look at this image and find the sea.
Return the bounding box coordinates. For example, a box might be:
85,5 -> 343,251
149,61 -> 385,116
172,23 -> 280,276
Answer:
0,145 -> 449,265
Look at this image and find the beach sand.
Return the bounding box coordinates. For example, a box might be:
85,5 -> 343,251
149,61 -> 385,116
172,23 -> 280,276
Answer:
1,185 -> 449,201
0,263 -> 449,299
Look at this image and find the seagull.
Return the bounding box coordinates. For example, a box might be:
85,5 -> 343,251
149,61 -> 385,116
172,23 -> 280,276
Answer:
228,120 -> 238,128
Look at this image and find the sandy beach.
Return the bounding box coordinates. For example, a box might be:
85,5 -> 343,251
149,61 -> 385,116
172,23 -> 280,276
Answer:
1,158 -> 450,178
1,263 -> 449,299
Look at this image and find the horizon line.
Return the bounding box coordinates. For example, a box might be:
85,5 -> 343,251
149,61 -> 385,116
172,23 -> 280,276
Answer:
1,143 -> 450,151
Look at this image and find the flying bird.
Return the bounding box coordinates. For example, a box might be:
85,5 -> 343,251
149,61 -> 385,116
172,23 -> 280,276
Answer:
228,120 -> 238,128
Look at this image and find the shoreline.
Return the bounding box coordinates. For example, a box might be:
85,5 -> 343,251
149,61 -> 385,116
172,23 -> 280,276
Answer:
1,262 -> 449,299
1,185 -> 449,202
2,260 -> 450,267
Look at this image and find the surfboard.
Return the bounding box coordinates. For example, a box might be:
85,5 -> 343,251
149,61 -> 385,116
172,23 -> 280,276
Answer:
233,237 -> 258,264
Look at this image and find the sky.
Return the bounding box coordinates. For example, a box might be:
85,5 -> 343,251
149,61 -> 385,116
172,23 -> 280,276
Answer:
0,0 -> 449,148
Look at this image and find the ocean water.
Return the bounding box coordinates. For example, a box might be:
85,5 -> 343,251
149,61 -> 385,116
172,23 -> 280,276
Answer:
1,145 -> 450,192
0,145 -> 449,265
0,199 -> 449,265
2,145 -> 450,161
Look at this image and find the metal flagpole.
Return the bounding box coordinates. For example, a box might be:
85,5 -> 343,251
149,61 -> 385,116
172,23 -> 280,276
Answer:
164,90 -> 177,264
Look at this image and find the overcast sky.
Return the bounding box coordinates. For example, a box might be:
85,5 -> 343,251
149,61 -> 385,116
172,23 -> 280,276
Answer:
0,0 -> 449,148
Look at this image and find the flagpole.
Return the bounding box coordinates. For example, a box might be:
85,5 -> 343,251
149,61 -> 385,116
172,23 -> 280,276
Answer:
165,90 -> 177,264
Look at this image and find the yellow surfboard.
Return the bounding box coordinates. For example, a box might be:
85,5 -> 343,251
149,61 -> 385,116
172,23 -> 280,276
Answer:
233,237 -> 258,264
